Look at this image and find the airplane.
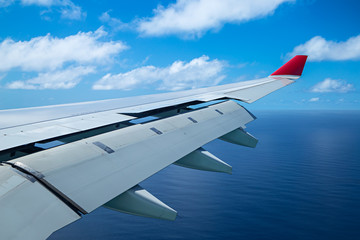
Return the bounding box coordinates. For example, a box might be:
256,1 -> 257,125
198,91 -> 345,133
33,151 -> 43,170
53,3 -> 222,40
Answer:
0,55 -> 307,240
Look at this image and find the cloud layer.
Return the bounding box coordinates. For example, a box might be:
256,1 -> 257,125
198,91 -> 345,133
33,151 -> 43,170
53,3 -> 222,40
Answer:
288,35 -> 360,61
310,78 -> 355,93
1,28 -> 127,89
93,55 -> 226,91
137,0 -> 292,38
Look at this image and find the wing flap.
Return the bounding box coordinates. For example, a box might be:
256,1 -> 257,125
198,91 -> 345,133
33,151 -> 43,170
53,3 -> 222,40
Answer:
9,100 -> 254,214
0,165 -> 80,240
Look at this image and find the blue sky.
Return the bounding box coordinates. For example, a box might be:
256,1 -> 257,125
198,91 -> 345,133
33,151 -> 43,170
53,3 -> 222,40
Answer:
0,0 -> 359,110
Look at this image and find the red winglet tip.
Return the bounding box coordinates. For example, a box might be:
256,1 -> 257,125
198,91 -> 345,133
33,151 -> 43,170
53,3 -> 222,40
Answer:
270,55 -> 308,76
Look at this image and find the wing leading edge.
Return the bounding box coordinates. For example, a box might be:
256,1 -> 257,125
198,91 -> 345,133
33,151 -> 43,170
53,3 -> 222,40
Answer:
0,56 -> 307,240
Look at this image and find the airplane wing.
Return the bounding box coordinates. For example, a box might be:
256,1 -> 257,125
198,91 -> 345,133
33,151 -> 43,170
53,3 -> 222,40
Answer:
0,55 -> 307,240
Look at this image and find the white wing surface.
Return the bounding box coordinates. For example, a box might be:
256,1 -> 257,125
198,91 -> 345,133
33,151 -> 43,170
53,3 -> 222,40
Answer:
0,55 -> 307,239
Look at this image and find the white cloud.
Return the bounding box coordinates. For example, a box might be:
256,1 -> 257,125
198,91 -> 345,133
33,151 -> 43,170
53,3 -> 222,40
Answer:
99,11 -> 113,23
7,66 -> 95,89
21,0 -> 85,19
93,55 -> 226,91
137,0 -> 293,38
99,11 -> 130,31
58,2 -> 84,20
0,27 -> 127,72
309,97 -> 319,102
288,35 -> 360,61
1,0 -> 85,19
311,78 -> 355,93
21,0 -> 57,6
2,28 -> 127,89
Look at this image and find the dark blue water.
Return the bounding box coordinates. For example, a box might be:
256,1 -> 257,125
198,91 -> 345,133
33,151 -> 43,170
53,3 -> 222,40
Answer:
50,111 -> 360,240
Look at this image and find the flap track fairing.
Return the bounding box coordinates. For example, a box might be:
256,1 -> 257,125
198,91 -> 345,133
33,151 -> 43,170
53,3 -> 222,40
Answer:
103,185 -> 177,221
174,147 -> 232,174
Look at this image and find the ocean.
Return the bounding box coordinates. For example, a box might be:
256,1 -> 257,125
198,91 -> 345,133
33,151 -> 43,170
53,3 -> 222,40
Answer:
49,110 -> 360,240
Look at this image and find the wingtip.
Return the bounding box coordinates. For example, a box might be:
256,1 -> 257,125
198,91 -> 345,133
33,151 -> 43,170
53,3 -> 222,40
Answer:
270,55 -> 308,77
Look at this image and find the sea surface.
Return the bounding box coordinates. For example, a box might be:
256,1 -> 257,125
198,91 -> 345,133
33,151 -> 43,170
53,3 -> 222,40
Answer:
49,110 -> 360,240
